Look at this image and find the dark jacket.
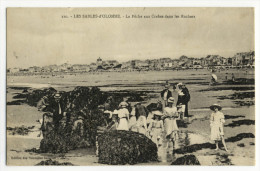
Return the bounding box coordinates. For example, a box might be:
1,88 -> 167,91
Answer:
160,89 -> 172,100
177,87 -> 190,105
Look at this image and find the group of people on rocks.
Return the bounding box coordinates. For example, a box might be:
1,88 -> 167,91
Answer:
37,80 -> 228,152
93,81 -> 192,150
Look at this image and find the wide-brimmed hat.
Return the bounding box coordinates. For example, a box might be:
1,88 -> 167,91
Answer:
54,93 -> 61,99
177,82 -> 184,87
153,110 -> 163,116
134,102 -> 142,106
210,104 -> 222,111
119,102 -> 128,108
168,97 -> 175,103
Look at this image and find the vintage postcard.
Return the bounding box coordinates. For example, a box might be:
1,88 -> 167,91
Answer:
6,7 -> 255,166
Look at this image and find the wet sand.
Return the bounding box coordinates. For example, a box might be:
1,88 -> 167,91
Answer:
6,69 -> 255,165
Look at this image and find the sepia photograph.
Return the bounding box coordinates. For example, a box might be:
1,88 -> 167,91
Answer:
5,7 -> 255,166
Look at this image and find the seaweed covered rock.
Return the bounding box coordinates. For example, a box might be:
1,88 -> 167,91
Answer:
38,86 -> 110,153
27,87 -> 57,107
36,159 -> 74,166
98,130 -> 158,165
171,155 -> 200,165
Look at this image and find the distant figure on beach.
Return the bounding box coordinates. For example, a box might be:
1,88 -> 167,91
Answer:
232,73 -> 235,82
163,97 -> 179,150
210,74 -> 217,85
160,81 -> 172,110
209,104 -> 228,152
148,111 -> 164,147
117,102 -> 130,131
225,73 -> 228,80
176,83 -> 190,118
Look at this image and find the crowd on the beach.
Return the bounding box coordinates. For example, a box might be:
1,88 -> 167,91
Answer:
37,81 -> 228,153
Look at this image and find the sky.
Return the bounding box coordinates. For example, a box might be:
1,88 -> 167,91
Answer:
7,7 -> 254,68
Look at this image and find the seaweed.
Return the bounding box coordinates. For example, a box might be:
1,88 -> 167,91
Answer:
9,86 -> 29,90
225,133 -> 255,142
199,87 -> 254,92
224,115 -> 245,120
13,93 -> 28,99
35,159 -> 74,166
237,143 -> 245,147
7,126 -> 35,135
173,133 -> 255,154
6,100 -> 26,105
224,120 -> 255,128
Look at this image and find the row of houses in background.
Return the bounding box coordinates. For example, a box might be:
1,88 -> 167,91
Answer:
7,51 -> 255,74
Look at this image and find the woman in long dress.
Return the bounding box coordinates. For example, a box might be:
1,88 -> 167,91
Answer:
210,104 -> 228,151
117,102 -> 130,131
148,111 -> 164,147
128,106 -> 138,132
136,115 -> 148,136
163,97 -> 179,149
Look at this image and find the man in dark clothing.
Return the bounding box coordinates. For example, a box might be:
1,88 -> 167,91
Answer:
49,93 -> 65,128
177,83 -> 190,117
160,82 -> 172,110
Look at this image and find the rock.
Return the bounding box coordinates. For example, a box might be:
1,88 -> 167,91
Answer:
171,155 -> 200,165
237,143 -> 245,147
98,130 -> 158,165
35,159 -> 74,166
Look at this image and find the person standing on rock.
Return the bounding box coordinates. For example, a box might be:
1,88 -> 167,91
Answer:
160,81 -> 172,110
210,104 -> 228,152
117,102 -> 130,131
50,93 -> 65,129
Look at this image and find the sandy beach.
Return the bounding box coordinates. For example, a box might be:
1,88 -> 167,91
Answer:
6,69 -> 255,165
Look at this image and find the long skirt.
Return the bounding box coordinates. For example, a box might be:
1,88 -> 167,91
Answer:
150,128 -> 163,145
164,118 -> 179,138
117,118 -> 129,131
211,123 -> 224,141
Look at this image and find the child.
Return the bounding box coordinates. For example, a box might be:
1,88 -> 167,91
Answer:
210,104 -> 228,152
148,111 -> 164,147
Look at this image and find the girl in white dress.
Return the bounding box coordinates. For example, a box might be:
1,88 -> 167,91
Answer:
210,104 -> 228,151
163,97 -> 179,140
117,102 -> 130,131
148,111 -> 164,147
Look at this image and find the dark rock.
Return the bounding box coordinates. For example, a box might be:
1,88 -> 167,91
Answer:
225,120 -> 255,128
6,100 -> 26,105
249,142 -> 255,146
237,143 -> 245,147
98,130 -> 158,165
35,159 -> 74,166
171,155 -> 200,165
225,133 -> 255,142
